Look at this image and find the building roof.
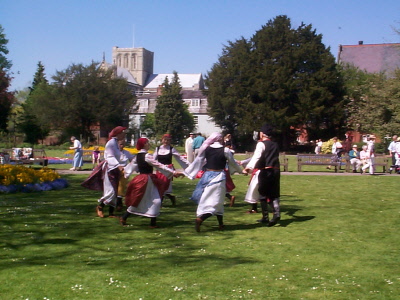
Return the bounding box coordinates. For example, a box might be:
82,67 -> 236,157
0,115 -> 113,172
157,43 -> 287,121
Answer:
101,61 -> 139,85
337,43 -> 400,75
116,67 -> 139,85
144,73 -> 203,89
137,89 -> 206,100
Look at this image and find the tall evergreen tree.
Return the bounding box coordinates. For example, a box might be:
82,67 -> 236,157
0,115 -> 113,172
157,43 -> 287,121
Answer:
30,61 -> 48,93
18,62 -> 50,145
154,71 -> 195,142
206,15 -> 346,150
0,25 -> 14,133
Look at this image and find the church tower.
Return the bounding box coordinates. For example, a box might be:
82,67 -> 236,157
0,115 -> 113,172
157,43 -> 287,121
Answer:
112,46 -> 154,86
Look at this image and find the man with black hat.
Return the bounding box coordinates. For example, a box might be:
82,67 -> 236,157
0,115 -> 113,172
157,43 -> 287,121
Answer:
243,124 -> 281,227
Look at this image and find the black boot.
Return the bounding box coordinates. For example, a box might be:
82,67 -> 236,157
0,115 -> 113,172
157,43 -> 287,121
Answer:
150,217 -> 159,228
247,203 -> 258,213
166,194 -> 176,206
268,198 -> 281,227
108,205 -> 117,218
257,200 -> 269,223
217,215 -> 224,230
116,196 -> 123,211
119,211 -> 131,226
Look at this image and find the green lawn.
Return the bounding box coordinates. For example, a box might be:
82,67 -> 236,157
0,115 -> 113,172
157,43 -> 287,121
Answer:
0,172 -> 399,299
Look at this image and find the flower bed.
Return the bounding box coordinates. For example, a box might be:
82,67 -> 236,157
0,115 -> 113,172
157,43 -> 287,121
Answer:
64,146 -> 139,157
0,165 -> 69,193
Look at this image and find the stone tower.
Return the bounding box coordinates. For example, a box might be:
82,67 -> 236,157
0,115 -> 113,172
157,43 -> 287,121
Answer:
112,46 -> 154,86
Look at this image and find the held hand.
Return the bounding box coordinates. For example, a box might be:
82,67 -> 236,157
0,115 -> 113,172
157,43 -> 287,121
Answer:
174,172 -> 185,178
242,169 -> 249,176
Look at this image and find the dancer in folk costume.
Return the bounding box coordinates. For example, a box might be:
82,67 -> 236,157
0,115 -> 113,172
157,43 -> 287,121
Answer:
116,140 -> 136,211
184,132 -> 243,232
120,138 -> 184,228
223,135 -> 236,206
240,156 -> 262,214
153,134 -> 189,206
243,124 -> 281,227
81,126 -> 126,218
239,134 -> 264,214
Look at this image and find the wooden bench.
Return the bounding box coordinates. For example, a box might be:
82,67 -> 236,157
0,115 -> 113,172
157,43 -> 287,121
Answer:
279,152 -> 289,172
371,155 -> 390,173
244,151 -> 289,172
1,148 -> 48,167
297,154 -> 349,172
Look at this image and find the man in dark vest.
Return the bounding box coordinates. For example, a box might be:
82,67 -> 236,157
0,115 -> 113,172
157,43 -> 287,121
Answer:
243,124 -> 281,227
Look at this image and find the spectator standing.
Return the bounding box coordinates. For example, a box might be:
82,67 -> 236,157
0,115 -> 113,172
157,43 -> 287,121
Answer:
394,137 -> 400,171
360,145 -> 370,174
366,135 -> 376,175
315,139 -> 322,154
70,136 -> 83,171
192,133 -> 206,158
327,137 -> 343,170
185,133 -> 195,163
388,135 -> 398,171
92,146 -> 101,170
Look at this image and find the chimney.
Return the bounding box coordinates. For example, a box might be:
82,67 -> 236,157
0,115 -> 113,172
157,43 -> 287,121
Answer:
358,41 -> 363,45
156,84 -> 163,96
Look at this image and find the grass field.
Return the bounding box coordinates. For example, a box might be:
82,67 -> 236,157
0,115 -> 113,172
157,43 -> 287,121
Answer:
0,171 -> 399,299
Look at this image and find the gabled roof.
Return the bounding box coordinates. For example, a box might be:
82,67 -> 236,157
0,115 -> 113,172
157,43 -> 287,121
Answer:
101,61 -> 139,85
338,43 -> 400,75
145,73 -> 203,89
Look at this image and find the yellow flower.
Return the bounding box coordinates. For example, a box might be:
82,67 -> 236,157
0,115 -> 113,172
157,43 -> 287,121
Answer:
0,165 -> 60,186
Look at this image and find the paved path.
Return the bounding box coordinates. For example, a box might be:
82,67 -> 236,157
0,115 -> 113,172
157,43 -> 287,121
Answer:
57,169 -> 399,176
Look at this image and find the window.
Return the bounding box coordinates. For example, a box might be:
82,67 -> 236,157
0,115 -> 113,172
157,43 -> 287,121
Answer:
191,99 -> 200,107
193,116 -> 198,125
140,99 -> 149,108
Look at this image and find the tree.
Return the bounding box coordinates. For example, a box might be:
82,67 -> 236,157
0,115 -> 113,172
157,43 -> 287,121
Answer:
154,72 -> 195,142
205,15 -> 346,150
0,25 -> 12,71
39,62 -> 137,140
0,25 -> 14,133
30,61 -> 48,92
342,64 -> 400,137
139,113 -> 156,138
18,62 -> 50,144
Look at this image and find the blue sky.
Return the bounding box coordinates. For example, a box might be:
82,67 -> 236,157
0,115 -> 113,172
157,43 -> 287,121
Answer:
2,0 -> 399,91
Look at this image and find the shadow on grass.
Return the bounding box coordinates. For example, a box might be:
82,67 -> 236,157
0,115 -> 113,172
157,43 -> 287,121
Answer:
0,174 -> 318,271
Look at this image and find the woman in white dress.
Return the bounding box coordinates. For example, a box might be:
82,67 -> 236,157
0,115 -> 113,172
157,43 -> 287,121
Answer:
120,138 -> 183,228
184,132 -> 242,232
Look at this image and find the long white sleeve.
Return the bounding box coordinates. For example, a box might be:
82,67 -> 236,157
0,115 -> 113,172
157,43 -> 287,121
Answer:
246,142 -> 265,170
